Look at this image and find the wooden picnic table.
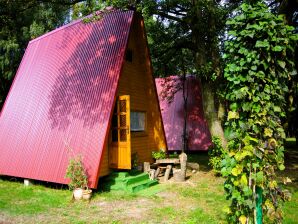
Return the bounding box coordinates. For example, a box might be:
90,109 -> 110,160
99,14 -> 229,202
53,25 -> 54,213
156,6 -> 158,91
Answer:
155,158 -> 180,165
153,158 -> 180,181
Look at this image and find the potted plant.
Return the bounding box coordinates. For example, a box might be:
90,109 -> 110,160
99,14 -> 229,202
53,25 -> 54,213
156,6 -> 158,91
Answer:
65,155 -> 89,200
82,188 -> 92,200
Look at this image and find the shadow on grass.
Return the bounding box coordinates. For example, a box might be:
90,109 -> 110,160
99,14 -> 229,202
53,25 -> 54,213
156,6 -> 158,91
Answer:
185,151 -> 212,172
283,138 -> 298,188
0,175 -> 69,190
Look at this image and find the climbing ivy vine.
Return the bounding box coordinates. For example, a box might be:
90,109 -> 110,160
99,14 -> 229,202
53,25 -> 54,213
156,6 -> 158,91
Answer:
222,2 -> 297,223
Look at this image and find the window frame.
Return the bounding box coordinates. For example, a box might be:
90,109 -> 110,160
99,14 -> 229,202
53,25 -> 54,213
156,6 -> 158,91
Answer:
130,110 -> 147,134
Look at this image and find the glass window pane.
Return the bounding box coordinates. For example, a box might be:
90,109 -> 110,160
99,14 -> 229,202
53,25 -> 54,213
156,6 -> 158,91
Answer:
130,111 -> 145,131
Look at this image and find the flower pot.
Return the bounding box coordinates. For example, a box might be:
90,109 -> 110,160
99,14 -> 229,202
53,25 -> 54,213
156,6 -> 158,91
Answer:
73,188 -> 83,200
82,189 -> 92,200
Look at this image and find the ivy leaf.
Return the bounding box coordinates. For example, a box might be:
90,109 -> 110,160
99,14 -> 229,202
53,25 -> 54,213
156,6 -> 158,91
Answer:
251,65 -> 258,71
256,171 -> 264,184
279,164 -> 285,171
235,150 -> 253,161
277,60 -> 286,69
231,165 -> 243,176
273,106 -> 281,112
252,163 -> 259,169
233,180 -> 239,186
264,128 -> 273,137
255,40 -> 269,48
252,104 -> 261,113
261,61 -> 269,70
269,180 -> 277,189
243,186 -> 253,197
228,111 -> 239,120
240,174 -> 248,186
272,46 -> 283,52
230,102 -> 238,111
242,102 -> 251,111
239,215 -> 247,224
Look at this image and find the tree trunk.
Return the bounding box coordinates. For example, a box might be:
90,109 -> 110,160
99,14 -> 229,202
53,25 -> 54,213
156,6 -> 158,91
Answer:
190,0 -> 227,148
201,82 -> 227,148
182,72 -> 188,152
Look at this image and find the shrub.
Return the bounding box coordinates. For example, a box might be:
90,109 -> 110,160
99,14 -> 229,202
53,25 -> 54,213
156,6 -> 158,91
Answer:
152,150 -> 166,160
208,136 -> 226,174
65,155 -> 87,190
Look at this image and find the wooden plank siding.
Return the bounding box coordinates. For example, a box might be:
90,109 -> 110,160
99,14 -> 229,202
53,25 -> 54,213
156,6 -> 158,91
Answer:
98,15 -> 166,177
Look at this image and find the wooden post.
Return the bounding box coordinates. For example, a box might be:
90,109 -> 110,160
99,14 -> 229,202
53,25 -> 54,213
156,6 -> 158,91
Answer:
154,167 -> 160,179
143,162 -> 150,173
164,165 -> 172,181
179,153 -> 187,181
24,179 -> 33,186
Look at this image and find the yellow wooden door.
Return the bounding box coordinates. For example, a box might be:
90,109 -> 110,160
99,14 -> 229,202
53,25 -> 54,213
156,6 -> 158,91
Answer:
109,95 -> 131,169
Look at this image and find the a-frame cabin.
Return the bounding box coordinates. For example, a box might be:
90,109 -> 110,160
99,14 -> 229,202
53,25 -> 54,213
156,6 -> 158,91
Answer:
0,9 -> 166,188
155,76 -> 211,151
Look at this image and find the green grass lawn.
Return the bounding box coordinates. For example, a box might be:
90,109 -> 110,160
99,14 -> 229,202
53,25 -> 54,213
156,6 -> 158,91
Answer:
0,140 -> 297,223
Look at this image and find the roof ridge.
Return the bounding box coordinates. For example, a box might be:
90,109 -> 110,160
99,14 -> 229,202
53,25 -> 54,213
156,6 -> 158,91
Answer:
29,9 -> 134,45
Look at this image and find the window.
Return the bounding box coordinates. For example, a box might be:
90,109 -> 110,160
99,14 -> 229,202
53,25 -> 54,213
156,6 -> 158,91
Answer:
130,111 -> 146,132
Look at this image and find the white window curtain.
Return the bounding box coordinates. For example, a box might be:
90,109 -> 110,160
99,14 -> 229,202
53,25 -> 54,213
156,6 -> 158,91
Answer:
130,111 -> 145,131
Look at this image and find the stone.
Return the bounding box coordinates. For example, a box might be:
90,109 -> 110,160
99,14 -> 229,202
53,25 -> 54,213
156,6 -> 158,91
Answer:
173,168 -> 185,182
187,162 -> 200,171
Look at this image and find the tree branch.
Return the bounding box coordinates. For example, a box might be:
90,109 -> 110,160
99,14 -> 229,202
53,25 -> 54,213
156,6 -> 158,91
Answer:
156,10 -> 185,23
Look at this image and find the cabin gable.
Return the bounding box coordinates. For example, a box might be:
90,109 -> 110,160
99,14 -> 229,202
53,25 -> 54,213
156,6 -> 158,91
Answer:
98,15 -> 167,176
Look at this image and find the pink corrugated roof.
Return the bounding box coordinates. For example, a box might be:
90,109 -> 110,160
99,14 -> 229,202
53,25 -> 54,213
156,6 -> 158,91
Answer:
0,9 -> 134,188
155,76 -> 212,151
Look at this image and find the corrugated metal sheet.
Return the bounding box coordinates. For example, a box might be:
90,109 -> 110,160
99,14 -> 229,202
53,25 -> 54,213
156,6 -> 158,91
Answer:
155,76 -> 212,151
0,9 -> 134,188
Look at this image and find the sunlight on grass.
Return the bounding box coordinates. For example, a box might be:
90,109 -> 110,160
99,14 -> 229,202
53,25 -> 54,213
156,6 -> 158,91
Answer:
98,190 -> 137,201
0,145 -> 297,223
283,190 -> 298,224
0,179 -> 71,215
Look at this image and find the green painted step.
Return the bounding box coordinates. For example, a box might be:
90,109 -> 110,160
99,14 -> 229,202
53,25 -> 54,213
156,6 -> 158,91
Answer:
103,171 -> 158,193
108,172 -> 130,179
109,173 -> 149,185
127,179 -> 158,193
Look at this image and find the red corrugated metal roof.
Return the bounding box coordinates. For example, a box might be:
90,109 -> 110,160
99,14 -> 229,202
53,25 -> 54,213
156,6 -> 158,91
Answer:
155,76 -> 212,151
0,9 -> 134,188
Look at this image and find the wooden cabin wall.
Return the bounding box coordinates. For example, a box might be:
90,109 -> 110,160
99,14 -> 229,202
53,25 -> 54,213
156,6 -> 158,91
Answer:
98,140 -> 110,177
117,15 -> 167,165
98,15 -> 167,176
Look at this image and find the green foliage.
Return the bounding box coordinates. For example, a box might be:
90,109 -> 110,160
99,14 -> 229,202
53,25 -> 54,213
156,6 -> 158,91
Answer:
152,150 -> 166,160
208,136 -> 227,175
223,1 -> 297,223
81,7 -> 115,23
0,1 -> 69,108
65,155 -> 88,190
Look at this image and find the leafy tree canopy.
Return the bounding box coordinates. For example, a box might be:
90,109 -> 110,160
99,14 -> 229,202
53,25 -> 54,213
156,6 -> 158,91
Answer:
0,0 -> 72,107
